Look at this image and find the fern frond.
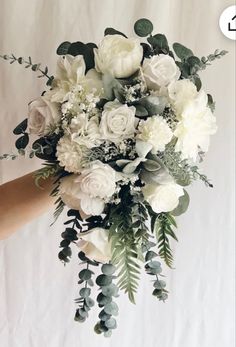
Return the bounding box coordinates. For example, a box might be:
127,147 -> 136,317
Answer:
111,238 -> 141,304
155,213 -> 178,268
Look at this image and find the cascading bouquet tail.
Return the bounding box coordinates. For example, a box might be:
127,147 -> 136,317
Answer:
0,18 -> 227,336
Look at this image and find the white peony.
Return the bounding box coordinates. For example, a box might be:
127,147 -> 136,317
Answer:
59,174 -> 83,210
28,96 -> 60,136
56,136 -> 88,173
142,182 -> 184,213
100,101 -> 136,143
50,56 -> 103,103
168,79 -> 198,116
137,116 -> 173,152
77,227 -> 112,263
94,34 -> 143,78
142,54 -> 180,90
174,90 -> 217,161
56,54 -> 86,84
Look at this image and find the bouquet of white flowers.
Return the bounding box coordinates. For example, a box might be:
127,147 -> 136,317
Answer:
0,18 -> 227,336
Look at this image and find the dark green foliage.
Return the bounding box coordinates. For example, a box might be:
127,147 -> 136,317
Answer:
104,27 -> 127,38
134,18 -> 153,37
148,33 -> 170,54
173,42 -> 194,61
15,133 -> 29,150
13,118 -> 28,135
32,134 -> 61,161
56,41 -> 71,55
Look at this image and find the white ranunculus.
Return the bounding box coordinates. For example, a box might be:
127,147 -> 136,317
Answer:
71,115 -> 103,148
137,116 -> 173,152
168,79 -> 198,116
77,228 -> 112,263
142,182 -> 184,213
56,136 -> 88,173
100,101 -> 136,143
56,54 -> 86,84
28,96 -> 60,136
174,90 -> 217,161
94,34 -> 143,78
142,54 -> 180,90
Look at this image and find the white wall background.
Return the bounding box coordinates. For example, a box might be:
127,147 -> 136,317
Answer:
0,1 -> 235,346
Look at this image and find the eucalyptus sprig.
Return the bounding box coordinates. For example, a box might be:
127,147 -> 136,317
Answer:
0,53 -> 54,86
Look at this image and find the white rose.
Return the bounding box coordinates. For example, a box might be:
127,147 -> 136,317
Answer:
56,54 -> 86,84
77,161 -> 117,199
59,174 -> 104,215
142,182 -> 184,213
137,116 -> 173,152
94,34 -> 143,78
168,79 -> 198,116
174,90 -> 217,161
56,136 -> 88,173
100,101 -> 136,143
28,96 -> 60,136
77,228 -> 112,263
143,54 -> 180,90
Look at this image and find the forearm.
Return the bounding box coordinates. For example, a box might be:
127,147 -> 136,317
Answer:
0,171 -> 56,240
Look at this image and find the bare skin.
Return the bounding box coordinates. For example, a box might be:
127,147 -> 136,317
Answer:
0,171 -> 57,240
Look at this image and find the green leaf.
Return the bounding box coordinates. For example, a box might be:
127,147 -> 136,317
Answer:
79,269 -> 93,281
145,250 -> 158,262
56,41 -> 71,55
104,27 -> 127,38
134,18 -> 154,37
104,302 -> 119,316
137,95 -> 167,116
15,134 -> 29,150
96,274 -> 113,287
68,41 -> 96,72
13,118 -> 28,135
171,190 -> 190,216
173,42 -> 193,61
105,317 -> 117,329
147,34 -> 169,53
135,105 -> 149,118
101,264 -> 116,276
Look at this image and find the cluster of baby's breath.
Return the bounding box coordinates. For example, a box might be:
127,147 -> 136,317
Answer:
62,85 -> 100,117
124,79 -> 147,103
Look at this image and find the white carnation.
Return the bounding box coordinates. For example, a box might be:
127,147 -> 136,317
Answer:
142,182 -> 184,213
168,79 -> 198,116
142,54 -> 180,90
56,136 -> 87,173
137,116 -> 173,152
174,90 -> 217,161
94,34 -> 143,78
77,227 -> 112,263
100,100 -> 136,143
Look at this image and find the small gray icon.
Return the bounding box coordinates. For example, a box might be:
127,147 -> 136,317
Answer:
228,15 -> 236,31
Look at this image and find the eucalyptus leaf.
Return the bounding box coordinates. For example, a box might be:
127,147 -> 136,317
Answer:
15,134 -> 29,150
173,42 -> 193,61
104,27 -> 127,38
134,18 -> 153,37
138,95 -> 167,116
56,41 -> 71,55
13,118 -> 28,135
105,317 -> 117,329
101,264 -> 116,276
104,302 -> 119,316
147,34 -> 169,53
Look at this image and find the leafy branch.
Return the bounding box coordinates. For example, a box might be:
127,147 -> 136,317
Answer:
0,53 -> 54,85
155,213 -> 178,268
199,49 -> 228,71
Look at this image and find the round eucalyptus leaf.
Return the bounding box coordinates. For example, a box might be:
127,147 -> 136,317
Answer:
154,280 -> 166,289
101,264 -> 116,276
79,269 -> 93,281
98,310 -> 112,321
79,287 -> 91,298
94,322 -> 102,335
148,260 -> 161,269
104,302 -> 119,316
78,308 -> 88,318
85,297 -> 95,308
145,250 -> 158,262
104,330 -> 112,338
97,293 -> 112,306
105,317 -> 117,329
87,279 -> 94,287
102,284 -> 119,297
134,18 -> 153,37
96,274 -> 112,287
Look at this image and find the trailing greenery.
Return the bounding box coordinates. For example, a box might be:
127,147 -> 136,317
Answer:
94,264 -> 119,337
34,162 -> 60,188
0,54 -> 54,85
75,252 -> 98,323
154,213 -> 178,268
